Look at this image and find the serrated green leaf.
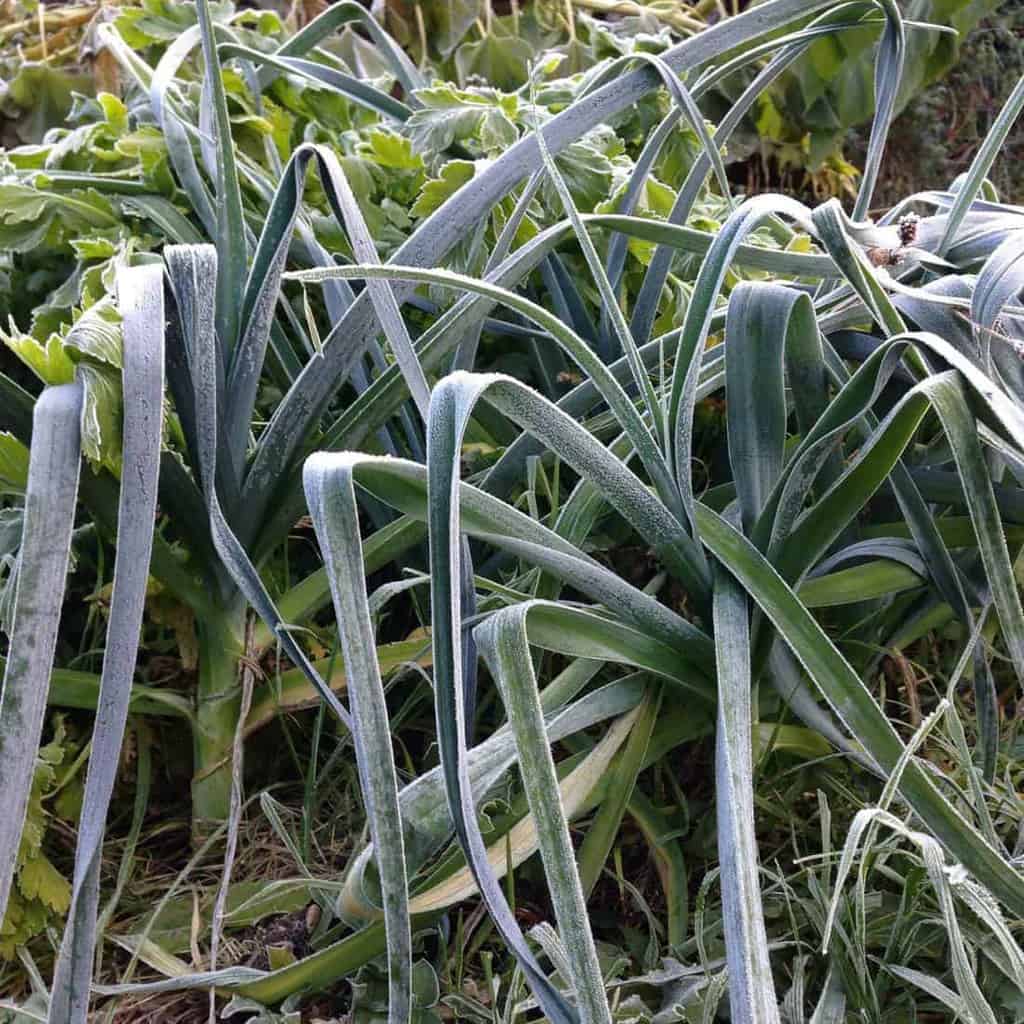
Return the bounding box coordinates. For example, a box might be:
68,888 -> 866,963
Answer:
2,331 -> 75,386
411,161 -> 477,219
404,84 -> 518,155
18,856 -> 71,915
361,129 -> 424,170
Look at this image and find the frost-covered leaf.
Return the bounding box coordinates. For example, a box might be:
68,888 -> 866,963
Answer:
3,63 -> 93,144
114,0 -> 233,47
0,717 -> 79,959
540,131 -> 619,212
404,84 -> 518,155
0,184 -> 115,252
70,237 -> 120,261
77,362 -> 123,474
349,960 -> 444,1024
63,295 -> 123,369
221,996 -> 300,1022
455,32 -> 533,91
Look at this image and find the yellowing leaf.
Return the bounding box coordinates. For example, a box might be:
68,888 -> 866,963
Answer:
755,95 -> 785,141
267,945 -> 297,970
18,854 -> 71,913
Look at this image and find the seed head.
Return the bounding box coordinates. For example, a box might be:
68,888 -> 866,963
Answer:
898,212 -> 919,247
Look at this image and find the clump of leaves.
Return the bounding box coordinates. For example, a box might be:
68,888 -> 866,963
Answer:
0,716 -> 82,960
3,2 -> 1024,1024
379,0 -> 1001,179
856,5 -> 1024,207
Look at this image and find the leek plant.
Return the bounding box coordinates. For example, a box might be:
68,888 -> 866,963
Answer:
1,0 -> 1024,1020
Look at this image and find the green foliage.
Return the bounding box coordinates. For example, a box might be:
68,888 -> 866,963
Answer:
406,84 -> 519,155
2,64 -> 94,146
861,5 -> 1024,205
0,717 -> 81,960
0,436 -> 28,495
3,294 -> 126,473
1,2 -> 1024,1023
114,0 -> 235,49
349,961 -> 444,1024
720,0 -> 1001,171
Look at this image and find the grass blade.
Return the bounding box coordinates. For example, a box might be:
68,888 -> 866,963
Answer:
427,375 -> 580,1024
256,0 -> 424,96
667,195 -> 813,528
227,144 -> 428,495
246,0 -> 838,526
725,283 -> 825,535
713,565 -> 780,1023
531,86 -> 678,516
851,0 -> 904,221
408,709 -> 639,919
220,45 -> 412,122
0,382 -> 83,922
164,245 -> 354,736
49,266 -> 165,1023
304,454 -> 412,1024
475,604 -> 613,1024
287,263 -> 685,554
195,0 -> 246,357
694,502 -> 1024,917
577,682 -> 660,899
